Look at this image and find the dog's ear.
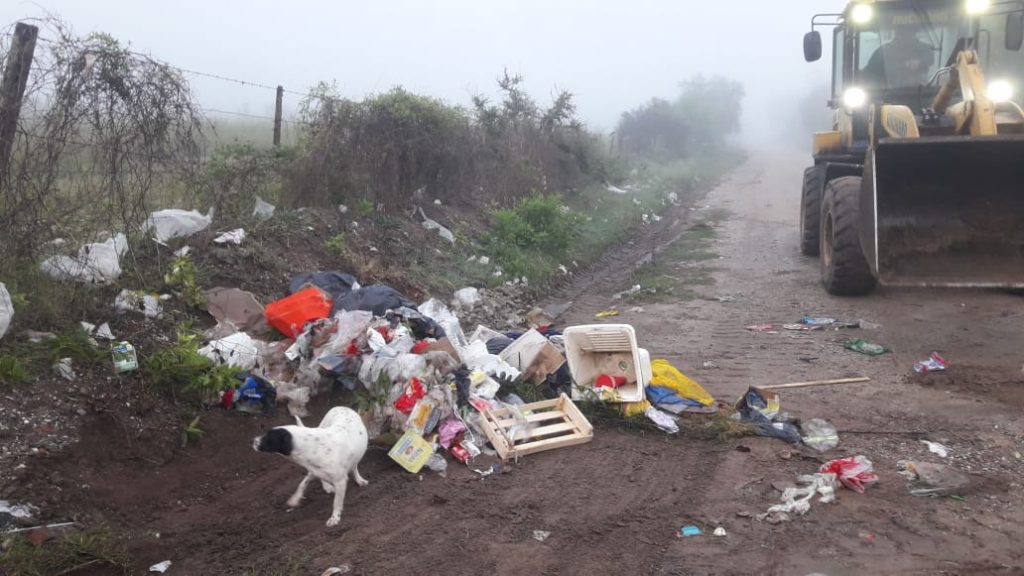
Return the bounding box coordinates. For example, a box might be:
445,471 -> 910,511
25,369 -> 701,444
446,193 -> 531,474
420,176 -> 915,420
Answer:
256,428 -> 293,456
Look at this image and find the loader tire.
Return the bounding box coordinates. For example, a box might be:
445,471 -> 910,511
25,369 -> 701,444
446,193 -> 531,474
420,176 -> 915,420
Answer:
799,166 -> 824,256
820,176 -> 876,296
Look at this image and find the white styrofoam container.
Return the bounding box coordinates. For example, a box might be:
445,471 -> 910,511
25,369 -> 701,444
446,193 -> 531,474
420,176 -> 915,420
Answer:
564,324 -> 651,403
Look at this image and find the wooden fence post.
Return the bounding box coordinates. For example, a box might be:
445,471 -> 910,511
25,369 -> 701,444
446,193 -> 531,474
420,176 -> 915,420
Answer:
0,22 -> 39,184
273,85 -> 283,147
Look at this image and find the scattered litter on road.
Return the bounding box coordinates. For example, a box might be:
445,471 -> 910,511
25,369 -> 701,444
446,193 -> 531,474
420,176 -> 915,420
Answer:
613,285 -> 641,299
606,184 -> 627,194
149,560 -> 172,573
758,473 -> 836,522
759,376 -> 871,391
844,339 -> 890,356
213,228 -> 246,244
713,527 -> 727,537
320,566 -> 351,576
0,283 -> 12,340
678,525 -> 702,538
821,455 -> 878,493
801,418 -> 839,452
913,352 -> 947,374
746,323 -> 776,333
595,309 -> 619,319
898,460 -> 971,497
533,530 -> 552,542
921,440 -> 949,458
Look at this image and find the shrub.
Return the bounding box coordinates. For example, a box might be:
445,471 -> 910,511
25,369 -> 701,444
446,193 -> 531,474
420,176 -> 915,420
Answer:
485,194 -> 581,278
144,327 -> 241,404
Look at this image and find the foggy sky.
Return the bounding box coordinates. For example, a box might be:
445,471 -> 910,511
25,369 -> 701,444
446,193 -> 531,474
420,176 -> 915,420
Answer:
2,0 -> 845,142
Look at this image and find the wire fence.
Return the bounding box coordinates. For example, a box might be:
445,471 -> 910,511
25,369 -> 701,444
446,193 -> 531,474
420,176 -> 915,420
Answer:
2,24 -> 322,149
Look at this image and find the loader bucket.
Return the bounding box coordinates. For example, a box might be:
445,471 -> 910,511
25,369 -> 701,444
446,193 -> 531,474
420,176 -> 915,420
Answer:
871,135 -> 1024,287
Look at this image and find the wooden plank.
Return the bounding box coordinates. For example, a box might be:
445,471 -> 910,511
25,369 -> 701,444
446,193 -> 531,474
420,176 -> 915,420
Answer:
759,376 -> 870,391
512,432 -> 593,457
488,397 -> 560,418
511,421 -> 576,442
558,394 -> 594,435
492,410 -> 565,428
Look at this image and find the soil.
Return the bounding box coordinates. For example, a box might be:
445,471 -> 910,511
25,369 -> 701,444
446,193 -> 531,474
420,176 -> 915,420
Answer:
5,149 -> 1024,575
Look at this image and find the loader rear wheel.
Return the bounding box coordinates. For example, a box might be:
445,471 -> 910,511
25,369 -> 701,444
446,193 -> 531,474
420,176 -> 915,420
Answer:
800,166 -> 824,256
820,176 -> 876,296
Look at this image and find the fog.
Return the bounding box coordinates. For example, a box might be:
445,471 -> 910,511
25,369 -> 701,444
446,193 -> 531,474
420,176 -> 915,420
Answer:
2,0 -> 846,144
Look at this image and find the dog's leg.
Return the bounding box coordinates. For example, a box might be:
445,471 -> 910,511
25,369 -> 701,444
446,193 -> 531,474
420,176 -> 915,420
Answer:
293,415 -> 305,427
325,479 -> 349,527
287,473 -> 313,508
351,466 -> 369,487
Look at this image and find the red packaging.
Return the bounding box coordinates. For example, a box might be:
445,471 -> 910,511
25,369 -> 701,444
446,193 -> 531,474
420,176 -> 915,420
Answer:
394,377 -> 425,415
450,444 -> 470,463
264,287 -> 332,339
411,340 -> 431,354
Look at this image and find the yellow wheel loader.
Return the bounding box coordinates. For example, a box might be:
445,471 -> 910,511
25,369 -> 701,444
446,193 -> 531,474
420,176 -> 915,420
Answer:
801,0 -> 1024,295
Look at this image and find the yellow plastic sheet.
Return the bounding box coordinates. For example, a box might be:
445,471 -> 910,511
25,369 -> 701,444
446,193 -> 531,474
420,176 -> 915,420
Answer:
650,359 -> 714,406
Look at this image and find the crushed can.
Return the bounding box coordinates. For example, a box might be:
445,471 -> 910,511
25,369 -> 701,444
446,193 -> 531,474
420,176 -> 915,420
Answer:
112,341 -> 138,373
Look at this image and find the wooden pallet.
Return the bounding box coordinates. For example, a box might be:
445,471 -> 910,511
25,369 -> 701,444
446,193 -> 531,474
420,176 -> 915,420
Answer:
479,393 -> 594,461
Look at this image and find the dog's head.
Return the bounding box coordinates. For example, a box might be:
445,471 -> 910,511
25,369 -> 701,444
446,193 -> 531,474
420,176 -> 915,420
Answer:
252,427 -> 294,456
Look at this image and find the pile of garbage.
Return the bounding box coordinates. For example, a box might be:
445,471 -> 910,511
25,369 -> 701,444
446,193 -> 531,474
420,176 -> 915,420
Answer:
188,270 -> 722,472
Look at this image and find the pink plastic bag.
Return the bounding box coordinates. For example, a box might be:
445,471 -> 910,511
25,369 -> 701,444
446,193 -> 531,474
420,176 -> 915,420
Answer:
820,455 -> 878,493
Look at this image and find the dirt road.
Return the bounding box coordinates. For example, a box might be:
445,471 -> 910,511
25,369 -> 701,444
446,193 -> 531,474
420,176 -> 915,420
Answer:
14,150 -> 1024,575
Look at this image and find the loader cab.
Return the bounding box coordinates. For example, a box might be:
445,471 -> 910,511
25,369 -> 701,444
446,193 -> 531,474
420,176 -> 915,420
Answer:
805,1 -> 1024,114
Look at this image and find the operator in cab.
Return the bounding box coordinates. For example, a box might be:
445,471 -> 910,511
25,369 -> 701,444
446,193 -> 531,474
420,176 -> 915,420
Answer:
862,24 -> 936,87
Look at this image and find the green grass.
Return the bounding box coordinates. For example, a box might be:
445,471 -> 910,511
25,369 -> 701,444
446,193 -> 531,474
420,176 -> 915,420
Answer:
622,209 -> 729,303
1,528 -> 133,576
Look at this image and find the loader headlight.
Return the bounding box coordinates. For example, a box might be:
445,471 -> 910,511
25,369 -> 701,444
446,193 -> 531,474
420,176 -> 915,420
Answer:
842,87 -> 868,109
988,79 -> 1013,102
850,3 -> 874,24
966,0 -> 991,15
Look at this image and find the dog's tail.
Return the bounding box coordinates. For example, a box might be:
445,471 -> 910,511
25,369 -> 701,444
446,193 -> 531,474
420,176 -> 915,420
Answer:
293,415 -> 305,427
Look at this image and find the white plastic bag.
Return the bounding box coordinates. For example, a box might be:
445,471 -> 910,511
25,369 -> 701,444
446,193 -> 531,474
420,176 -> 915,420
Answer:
213,228 -> 246,245
40,233 -> 128,283
114,289 -> 163,319
253,196 -> 275,220
452,287 -> 481,312
419,208 -> 455,243
0,283 -> 12,340
144,209 -> 212,243
461,340 -> 521,380
199,332 -> 261,370
419,298 -> 467,349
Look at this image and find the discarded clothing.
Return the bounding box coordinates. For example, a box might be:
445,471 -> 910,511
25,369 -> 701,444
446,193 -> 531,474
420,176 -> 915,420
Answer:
289,271 -> 360,301
335,284 -> 415,317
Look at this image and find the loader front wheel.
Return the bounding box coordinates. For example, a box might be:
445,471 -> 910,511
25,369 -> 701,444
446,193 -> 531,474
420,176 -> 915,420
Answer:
820,176 -> 876,296
799,165 -> 824,256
